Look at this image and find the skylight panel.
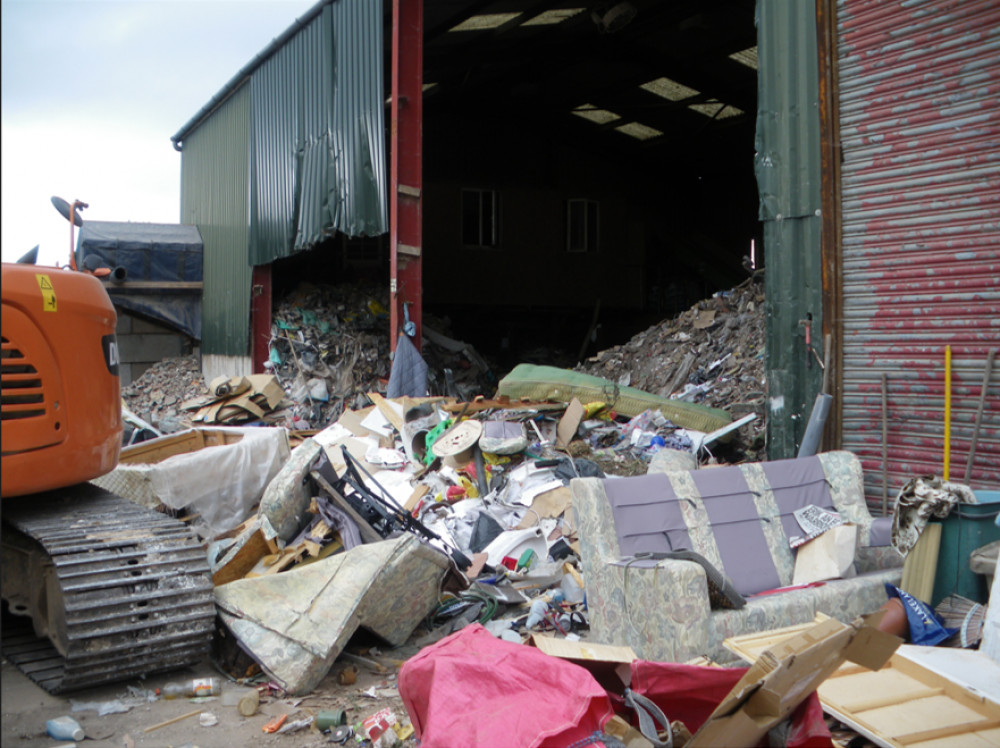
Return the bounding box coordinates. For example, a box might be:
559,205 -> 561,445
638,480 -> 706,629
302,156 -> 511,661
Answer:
729,47 -> 758,70
615,122 -> 662,140
449,13 -> 521,32
688,101 -> 744,119
523,8 -> 585,26
640,77 -> 700,101
572,104 -> 620,125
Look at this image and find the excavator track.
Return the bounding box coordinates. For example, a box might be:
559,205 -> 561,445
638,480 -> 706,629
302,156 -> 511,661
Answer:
1,483 -> 215,693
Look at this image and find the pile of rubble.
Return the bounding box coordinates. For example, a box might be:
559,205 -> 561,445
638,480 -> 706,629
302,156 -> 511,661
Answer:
122,354 -> 207,433
120,282 -> 497,435
267,283 -> 499,431
121,279 -> 766,461
577,276 -> 766,460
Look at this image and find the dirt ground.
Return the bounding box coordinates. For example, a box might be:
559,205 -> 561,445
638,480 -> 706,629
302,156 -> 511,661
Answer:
1,650 -> 417,748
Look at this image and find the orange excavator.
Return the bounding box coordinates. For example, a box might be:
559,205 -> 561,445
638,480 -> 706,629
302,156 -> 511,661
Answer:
1,199 -> 214,693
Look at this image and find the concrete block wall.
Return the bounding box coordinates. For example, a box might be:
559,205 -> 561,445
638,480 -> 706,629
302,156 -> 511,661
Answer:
115,311 -> 198,387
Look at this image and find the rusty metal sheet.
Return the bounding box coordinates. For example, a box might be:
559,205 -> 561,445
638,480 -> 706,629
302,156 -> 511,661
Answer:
836,0 -> 1000,510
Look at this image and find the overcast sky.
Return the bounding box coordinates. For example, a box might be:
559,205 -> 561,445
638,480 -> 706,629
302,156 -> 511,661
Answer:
1,0 -> 317,266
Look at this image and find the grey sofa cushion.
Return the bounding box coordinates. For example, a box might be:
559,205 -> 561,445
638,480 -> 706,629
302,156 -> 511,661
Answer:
603,473 -> 692,557
602,455 -> 846,597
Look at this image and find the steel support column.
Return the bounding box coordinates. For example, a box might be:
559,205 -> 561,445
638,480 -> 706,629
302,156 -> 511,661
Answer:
390,0 -> 423,352
250,264 -> 272,374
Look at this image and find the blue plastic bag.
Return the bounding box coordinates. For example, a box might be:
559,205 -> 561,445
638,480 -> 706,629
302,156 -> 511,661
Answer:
884,583 -> 957,646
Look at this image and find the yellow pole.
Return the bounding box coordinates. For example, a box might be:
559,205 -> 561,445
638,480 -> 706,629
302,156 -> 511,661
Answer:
944,345 -> 951,480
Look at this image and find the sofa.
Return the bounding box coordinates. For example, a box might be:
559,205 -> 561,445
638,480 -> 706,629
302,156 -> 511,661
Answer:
571,450 -> 903,663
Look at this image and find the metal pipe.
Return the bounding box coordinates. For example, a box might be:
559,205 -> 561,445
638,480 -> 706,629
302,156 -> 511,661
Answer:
797,393 -> 833,458
881,373 -> 889,516
964,349 -> 996,483
944,345 -> 951,480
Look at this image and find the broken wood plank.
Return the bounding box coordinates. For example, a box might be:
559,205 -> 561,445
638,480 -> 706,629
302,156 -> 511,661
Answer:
264,545 -> 307,575
404,485 -> 430,513
303,520 -> 334,557
900,522 -> 941,603
367,392 -> 405,433
214,515 -> 259,542
213,526 -> 271,586
440,398 -> 568,414
118,429 -> 205,464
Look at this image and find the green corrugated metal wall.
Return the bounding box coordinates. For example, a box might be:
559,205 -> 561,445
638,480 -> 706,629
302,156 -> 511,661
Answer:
178,0 -> 386,356
180,84 -> 252,357
250,0 -> 386,264
755,0 -> 825,458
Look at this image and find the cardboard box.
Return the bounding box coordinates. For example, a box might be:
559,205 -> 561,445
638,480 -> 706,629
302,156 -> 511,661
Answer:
689,614 -> 901,748
530,634 -> 636,692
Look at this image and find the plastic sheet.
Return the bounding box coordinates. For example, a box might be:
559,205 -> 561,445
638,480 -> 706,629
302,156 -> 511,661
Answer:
149,427 -> 290,535
78,220 -> 203,338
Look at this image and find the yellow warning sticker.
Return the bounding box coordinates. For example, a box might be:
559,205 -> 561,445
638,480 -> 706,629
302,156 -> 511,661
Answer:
35,274 -> 57,312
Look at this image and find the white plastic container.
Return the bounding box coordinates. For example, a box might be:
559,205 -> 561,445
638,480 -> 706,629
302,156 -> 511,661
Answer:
46,715 -> 85,741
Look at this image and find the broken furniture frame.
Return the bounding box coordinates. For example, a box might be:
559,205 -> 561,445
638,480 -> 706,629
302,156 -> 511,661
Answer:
315,445 -> 471,569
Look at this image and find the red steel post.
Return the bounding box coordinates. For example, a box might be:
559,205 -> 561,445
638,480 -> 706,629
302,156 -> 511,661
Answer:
390,0 -> 423,352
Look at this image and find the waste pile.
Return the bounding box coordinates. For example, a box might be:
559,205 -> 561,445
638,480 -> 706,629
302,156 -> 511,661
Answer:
121,279 -> 764,463
264,282 -> 496,430
576,275 -> 766,460
121,354 -> 207,433
119,283 -> 496,436
107,354 -> 735,697
185,374 -> 286,425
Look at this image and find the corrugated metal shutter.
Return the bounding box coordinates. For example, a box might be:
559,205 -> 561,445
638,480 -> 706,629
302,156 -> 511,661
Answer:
837,0 -> 1000,509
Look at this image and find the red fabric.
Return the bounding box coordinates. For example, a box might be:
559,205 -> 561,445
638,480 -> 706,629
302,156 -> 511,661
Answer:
630,661 -> 831,748
398,624 -> 614,748
786,692 -> 833,748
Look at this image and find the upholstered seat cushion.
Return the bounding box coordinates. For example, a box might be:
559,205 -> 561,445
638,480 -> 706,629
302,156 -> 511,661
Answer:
603,455 -> 855,596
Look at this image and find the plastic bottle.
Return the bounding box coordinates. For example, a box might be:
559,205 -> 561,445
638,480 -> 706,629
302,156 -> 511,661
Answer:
160,677 -> 222,699
524,598 -> 548,629
46,715 -> 85,741
560,572 -> 586,604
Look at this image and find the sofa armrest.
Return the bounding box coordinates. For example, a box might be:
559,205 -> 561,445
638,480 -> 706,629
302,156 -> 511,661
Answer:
572,477 -> 714,662
854,545 -> 904,574
572,477 -> 623,564
590,558 -> 713,663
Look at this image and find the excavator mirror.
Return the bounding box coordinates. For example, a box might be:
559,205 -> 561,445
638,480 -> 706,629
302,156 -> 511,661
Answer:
51,196 -> 84,227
